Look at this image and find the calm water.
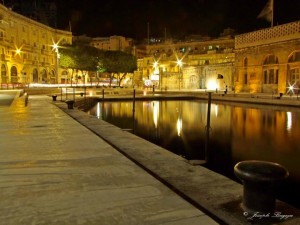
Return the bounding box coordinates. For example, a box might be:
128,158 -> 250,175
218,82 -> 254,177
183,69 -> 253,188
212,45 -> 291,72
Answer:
88,100 -> 300,209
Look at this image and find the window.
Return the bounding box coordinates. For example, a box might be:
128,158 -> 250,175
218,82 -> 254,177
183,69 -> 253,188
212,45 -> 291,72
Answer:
290,68 -> 300,84
269,69 -> 274,83
244,73 -> 248,84
264,71 -> 268,84
244,58 -> 248,84
263,55 -> 279,84
288,51 -> 300,63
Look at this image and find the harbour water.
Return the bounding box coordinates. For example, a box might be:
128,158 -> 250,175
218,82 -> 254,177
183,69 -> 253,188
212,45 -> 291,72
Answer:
88,100 -> 300,209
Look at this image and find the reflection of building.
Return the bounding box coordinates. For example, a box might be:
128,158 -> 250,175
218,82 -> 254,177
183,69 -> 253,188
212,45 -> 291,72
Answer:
235,21 -> 300,94
0,3 -> 72,86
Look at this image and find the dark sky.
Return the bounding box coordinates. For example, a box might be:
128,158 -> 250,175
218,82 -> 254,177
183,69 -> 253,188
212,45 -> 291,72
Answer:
14,0 -> 300,40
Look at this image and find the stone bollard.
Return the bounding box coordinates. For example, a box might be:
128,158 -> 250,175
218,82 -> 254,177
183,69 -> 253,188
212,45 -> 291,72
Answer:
52,95 -> 57,101
234,160 -> 289,214
65,100 -> 75,109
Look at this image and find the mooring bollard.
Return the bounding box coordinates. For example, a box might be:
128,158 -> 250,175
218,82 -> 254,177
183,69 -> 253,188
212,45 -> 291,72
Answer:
65,100 -> 75,109
52,95 -> 57,101
234,160 -> 289,214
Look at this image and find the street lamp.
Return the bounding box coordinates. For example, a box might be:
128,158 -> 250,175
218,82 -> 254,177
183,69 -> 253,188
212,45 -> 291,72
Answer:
52,43 -> 60,84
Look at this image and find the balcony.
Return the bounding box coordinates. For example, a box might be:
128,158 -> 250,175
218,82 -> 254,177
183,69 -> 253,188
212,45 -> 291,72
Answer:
1,54 -> 11,61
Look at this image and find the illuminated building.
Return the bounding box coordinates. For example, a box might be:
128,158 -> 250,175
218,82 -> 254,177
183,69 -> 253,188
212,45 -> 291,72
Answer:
235,21 -> 300,94
136,22 -> 300,93
135,36 -> 235,90
0,3 -> 72,86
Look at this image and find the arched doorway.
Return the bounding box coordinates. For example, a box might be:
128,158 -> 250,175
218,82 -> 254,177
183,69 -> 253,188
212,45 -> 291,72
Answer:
32,68 -> 38,83
50,70 -> 55,84
1,64 -> 7,83
41,69 -> 47,83
10,66 -> 18,83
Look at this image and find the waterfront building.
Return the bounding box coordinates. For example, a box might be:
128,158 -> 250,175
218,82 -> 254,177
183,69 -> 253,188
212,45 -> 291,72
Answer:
136,22 -> 300,94
135,37 -> 235,90
235,21 -> 300,94
0,3 -> 72,87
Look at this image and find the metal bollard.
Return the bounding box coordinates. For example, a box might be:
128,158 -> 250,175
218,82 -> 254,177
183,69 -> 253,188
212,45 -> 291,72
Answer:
234,160 -> 289,214
65,100 -> 75,109
52,95 -> 57,101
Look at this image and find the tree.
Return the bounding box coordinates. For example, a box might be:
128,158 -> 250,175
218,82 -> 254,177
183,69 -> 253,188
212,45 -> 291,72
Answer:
59,43 -> 101,84
99,51 -> 137,86
59,43 -> 137,87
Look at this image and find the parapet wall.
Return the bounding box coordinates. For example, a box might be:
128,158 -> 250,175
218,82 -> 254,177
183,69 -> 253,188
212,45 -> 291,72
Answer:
235,21 -> 300,49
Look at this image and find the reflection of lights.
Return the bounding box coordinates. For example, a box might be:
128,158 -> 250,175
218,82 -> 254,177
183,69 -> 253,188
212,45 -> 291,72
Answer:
207,79 -> 217,90
177,117 -> 182,136
152,101 -> 159,128
286,112 -> 292,131
89,91 -> 93,96
214,105 -> 218,117
96,102 -> 101,118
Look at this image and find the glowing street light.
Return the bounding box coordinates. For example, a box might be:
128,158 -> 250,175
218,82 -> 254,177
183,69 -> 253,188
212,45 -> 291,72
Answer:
177,59 -> 183,90
52,42 -> 60,84
15,48 -> 21,55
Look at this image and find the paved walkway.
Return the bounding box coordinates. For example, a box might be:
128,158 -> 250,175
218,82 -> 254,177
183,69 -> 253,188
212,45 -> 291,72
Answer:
0,91 -> 218,225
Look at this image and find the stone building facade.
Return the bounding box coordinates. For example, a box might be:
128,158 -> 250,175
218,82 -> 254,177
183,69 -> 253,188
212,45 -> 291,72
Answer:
90,36 -> 133,53
136,22 -> 300,93
135,37 -> 235,90
235,21 -> 300,94
0,3 -> 72,86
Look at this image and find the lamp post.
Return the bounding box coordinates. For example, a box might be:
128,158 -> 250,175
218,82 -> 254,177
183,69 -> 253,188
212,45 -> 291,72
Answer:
52,43 -> 60,84
177,59 -> 183,90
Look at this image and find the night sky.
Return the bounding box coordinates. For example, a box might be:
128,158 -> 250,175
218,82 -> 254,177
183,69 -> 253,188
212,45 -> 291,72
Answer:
8,0 -> 300,40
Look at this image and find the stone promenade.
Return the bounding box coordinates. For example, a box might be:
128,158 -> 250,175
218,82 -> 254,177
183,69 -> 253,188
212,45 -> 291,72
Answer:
1,90 -> 300,225
0,92 -> 218,225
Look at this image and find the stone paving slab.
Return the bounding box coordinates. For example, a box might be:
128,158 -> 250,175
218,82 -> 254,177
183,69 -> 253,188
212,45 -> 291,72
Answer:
0,94 -> 218,225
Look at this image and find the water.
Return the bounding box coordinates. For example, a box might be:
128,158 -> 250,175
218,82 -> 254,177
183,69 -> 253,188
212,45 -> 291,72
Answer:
88,100 -> 300,209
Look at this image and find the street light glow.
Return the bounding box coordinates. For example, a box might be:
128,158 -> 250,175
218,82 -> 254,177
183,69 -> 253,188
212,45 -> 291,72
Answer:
16,48 -> 21,55
176,59 -> 183,67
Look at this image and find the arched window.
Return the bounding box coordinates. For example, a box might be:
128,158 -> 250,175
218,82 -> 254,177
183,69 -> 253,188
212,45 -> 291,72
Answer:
1,64 -> 7,83
288,51 -> 300,86
10,66 -> 18,83
32,68 -> 38,83
41,69 -> 47,83
244,57 -> 248,84
288,51 -> 300,63
50,70 -> 55,84
263,55 -> 279,84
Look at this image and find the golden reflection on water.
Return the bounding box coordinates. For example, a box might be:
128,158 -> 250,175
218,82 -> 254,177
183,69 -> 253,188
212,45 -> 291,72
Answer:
89,101 -> 300,177
88,100 -> 300,208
